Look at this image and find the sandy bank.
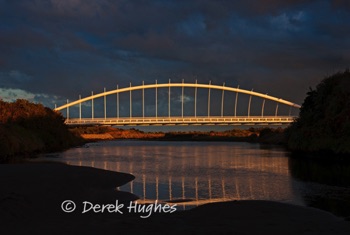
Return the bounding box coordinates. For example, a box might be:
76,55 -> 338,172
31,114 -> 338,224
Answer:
1,163 -> 349,234
0,163 -> 137,233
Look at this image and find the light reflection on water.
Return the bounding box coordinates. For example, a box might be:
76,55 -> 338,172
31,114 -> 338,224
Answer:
54,140 -> 305,209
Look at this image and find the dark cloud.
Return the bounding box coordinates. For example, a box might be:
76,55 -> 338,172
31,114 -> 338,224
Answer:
0,0 -> 349,109
331,0 -> 350,10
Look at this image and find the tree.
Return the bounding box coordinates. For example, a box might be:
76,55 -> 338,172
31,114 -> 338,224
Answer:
0,99 -> 83,161
287,70 -> 350,155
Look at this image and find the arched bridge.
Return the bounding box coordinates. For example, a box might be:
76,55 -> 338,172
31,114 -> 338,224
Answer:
54,80 -> 301,126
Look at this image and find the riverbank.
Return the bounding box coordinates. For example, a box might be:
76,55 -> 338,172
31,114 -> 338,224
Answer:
1,162 -> 349,234
70,126 -> 286,144
286,71 -> 350,155
0,100 -> 85,163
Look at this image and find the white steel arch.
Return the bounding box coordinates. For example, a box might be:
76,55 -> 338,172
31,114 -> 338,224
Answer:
54,82 -> 301,111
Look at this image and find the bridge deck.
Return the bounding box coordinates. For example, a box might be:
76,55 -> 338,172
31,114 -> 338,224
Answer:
65,116 -> 296,126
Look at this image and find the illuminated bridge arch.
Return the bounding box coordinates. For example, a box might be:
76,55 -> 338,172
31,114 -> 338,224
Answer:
54,80 -> 301,126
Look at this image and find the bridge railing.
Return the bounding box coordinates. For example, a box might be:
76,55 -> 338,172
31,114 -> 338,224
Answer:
64,116 -> 297,126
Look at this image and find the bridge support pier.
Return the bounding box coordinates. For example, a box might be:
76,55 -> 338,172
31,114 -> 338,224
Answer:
104,88 -> 106,120
142,81 -> 144,118
155,80 -> 158,119
221,82 -> 225,117
235,85 -> 239,117
117,84 -> 119,118
168,79 -> 171,117
261,98 -> 265,117
66,99 -> 69,120
195,79 -> 197,117
130,83 -> 132,118
208,80 -> 211,117
182,79 -> 184,118
79,95 -> 81,120
91,91 -> 94,120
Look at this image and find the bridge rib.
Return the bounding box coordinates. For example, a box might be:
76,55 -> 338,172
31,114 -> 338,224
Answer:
54,82 -> 301,111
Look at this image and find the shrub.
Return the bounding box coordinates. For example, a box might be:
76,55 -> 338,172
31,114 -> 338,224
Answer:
287,70 -> 350,155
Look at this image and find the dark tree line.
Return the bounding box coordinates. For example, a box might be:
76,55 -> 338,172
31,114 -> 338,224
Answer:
0,99 -> 83,162
286,70 -> 350,155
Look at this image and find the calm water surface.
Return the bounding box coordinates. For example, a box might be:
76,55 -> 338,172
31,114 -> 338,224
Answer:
45,140 -> 350,214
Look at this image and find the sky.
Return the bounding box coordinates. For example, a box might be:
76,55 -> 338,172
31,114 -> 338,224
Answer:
1,0 -> 350,116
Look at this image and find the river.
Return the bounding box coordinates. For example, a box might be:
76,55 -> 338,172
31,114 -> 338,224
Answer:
43,140 -> 350,215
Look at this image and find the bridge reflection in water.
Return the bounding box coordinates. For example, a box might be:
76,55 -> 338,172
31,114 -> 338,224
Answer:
60,141 -> 304,209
